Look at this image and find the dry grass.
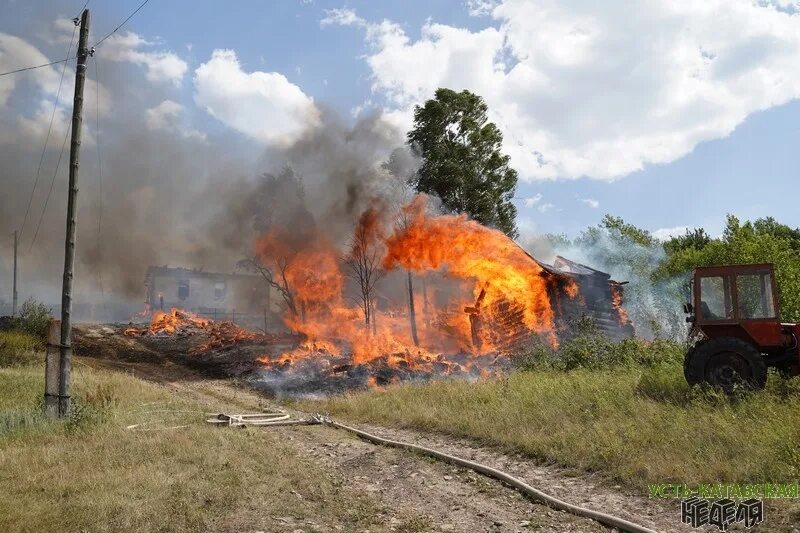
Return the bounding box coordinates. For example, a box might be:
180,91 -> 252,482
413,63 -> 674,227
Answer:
0,330 -> 42,367
0,362 -> 384,533
308,364 -> 800,487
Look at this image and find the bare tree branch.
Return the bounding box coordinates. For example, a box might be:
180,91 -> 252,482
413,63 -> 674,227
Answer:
237,256 -> 297,317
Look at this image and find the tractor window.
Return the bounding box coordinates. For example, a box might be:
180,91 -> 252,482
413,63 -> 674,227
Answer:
699,276 -> 733,320
736,273 -> 776,319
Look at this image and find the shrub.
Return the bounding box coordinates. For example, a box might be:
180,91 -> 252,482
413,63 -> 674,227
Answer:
15,298 -> 52,340
514,321 -> 685,372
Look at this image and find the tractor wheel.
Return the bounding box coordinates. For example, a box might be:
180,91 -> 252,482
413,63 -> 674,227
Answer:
684,337 -> 767,392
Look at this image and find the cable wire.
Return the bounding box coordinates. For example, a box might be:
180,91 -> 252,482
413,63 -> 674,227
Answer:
0,57 -> 75,78
28,123 -> 71,253
17,23 -> 77,241
0,0 -> 152,78
93,0 -> 151,48
77,0 -> 90,18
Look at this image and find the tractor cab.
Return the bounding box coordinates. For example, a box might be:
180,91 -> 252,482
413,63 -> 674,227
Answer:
684,263 -> 800,391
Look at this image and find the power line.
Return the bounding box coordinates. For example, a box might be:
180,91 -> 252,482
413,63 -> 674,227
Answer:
93,0 -> 151,48
28,123 -> 71,253
18,22 -> 78,241
2,0 -> 152,78
77,0 -> 90,17
0,57 -> 74,78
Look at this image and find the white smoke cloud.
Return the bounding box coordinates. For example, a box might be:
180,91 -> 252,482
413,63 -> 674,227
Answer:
326,1 -> 800,181
145,99 -> 206,141
193,49 -> 321,146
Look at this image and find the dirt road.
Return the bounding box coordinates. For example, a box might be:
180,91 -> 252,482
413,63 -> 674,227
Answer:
83,356 -> 700,532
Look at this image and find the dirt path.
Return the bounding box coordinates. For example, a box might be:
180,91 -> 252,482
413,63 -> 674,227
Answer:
83,357 -> 693,532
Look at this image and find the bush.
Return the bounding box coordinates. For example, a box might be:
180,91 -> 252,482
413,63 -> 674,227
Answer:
15,299 -> 52,340
0,331 -> 42,367
514,319 -> 684,372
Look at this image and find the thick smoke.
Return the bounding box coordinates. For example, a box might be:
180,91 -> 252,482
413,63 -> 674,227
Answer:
0,52 -> 417,320
208,108 -> 419,257
522,231 -> 689,340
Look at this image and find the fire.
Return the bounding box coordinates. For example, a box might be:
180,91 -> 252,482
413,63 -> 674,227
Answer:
383,196 -> 556,347
125,194 -> 587,386
124,307 -> 263,353
253,194 -> 569,369
610,284 -> 630,325
150,308 -> 210,334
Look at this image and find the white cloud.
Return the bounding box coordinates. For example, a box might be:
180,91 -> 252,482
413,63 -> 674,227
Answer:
328,1 -> 800,181
102,32 -> 187,87
652,226 -> 690,241
0,33 -> 60,107
466,0 -> 500,16
0,32 -> 109,146
321,8 -> 366,27
579,197 -> 599,208
193,49 -> 320,146
537,202 -> 555,213
145,99 -> 206,141
520,193 -> 542,207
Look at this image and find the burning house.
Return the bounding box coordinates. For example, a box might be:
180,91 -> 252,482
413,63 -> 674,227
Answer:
143,266 -> 278,326
541,255 -> 634,340
107,195 -> 636,395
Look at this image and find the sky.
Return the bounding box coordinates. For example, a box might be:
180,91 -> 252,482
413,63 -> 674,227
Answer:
2,0 -> 800,246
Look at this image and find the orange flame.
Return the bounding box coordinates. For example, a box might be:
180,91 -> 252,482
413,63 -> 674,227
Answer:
252,195 -> 566,369
610,284 -> 630,325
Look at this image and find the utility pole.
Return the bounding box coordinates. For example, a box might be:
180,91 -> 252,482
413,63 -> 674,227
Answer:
57,9 -> 90,418
12,230 -> 18,317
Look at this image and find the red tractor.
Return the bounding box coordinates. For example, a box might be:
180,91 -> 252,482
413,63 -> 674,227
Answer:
684,263 -> 800,391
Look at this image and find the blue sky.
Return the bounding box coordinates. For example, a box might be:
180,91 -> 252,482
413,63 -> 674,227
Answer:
3,0 -> 800,241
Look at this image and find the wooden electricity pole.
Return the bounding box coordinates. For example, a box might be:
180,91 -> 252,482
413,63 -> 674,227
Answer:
12,230 -> 18,317
57,8 -> 90,417
407,271 -> 419,347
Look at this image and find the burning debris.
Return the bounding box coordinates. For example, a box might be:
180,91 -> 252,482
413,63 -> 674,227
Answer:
123,308 -> 269,355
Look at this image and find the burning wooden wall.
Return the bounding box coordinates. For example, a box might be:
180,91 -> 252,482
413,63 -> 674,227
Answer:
468,253 -> 635,352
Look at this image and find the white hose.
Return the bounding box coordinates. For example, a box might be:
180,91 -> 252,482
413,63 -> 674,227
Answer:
208,413 -> 659,533
322,417 -> 658,533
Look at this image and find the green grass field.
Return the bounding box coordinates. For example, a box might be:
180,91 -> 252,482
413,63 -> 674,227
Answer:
0,358 -> 385,533
308,359 -> 800,488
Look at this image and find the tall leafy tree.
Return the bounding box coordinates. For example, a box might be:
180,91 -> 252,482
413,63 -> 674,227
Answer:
408,88 -> 519,238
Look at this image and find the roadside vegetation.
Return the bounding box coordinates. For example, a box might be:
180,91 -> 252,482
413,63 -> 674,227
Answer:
0,298 -> 50,367
308,329 -> 800,490
0,360 -> 389,533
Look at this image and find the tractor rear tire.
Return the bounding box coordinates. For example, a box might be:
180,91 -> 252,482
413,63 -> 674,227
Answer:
684,337 -> 767,392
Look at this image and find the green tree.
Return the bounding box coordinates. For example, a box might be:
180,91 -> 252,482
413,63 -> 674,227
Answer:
407,88 -> 519,238
660,215 -> 800,321
663,228 -> 711,255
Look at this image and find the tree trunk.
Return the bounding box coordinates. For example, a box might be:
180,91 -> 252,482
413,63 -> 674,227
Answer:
407,271 -> 419,346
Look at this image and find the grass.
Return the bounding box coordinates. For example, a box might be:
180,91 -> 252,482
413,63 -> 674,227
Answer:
0,361 -> 386,533
0,330 -> 43,367
307,344 -> 800,489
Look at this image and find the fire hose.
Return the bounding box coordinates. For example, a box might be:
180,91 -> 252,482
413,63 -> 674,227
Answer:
207,412 -> 658,533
